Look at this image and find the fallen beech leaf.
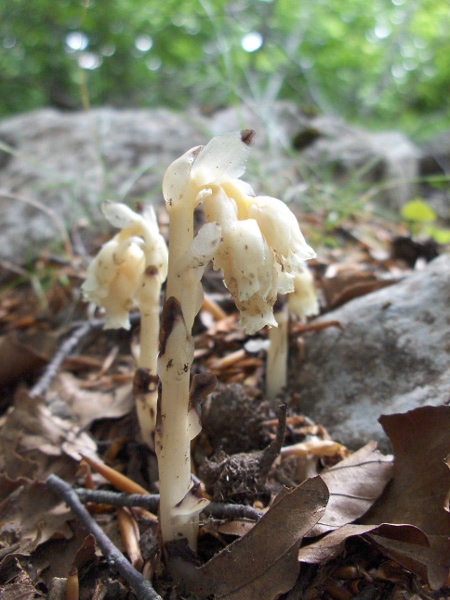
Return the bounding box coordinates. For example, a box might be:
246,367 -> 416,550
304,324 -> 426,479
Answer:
0,479 -> 73,554
0,390 -> 97,480
50,372 -> 133,428
192,476 -> 329,599
299,523 -> 378,563
322,270 -> 397,309
0,329 -> 57,388
298,522 -> 427,565
216,520 -> 256,538
30,527 -> 99,585
308,441 -> 393,536
367,527 -> 448,590
363,406 -> 450,589
0,555 -> 39,600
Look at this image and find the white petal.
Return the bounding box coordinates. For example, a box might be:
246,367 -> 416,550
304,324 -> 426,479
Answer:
239,299 -> 278,334
163,146 -> 202,209
191,131 -> 252,187
82,238 -> 145,329
176,222 -> 221,275
102,201 -> 141,229
249,196 -> 316,267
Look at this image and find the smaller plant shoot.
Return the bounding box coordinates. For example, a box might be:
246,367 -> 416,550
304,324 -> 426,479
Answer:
82,202 -> 168,445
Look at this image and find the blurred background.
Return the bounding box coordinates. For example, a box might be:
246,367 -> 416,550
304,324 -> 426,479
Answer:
2,0 -> 449,139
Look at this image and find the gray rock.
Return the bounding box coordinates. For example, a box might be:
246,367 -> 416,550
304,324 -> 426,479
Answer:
296,115 -> 422,210
0,108 -> 207,263
0,105 -> 422,264
293,254 -> 450,450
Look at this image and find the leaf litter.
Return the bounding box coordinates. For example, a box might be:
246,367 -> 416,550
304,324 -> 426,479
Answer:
0,210 -> 449,599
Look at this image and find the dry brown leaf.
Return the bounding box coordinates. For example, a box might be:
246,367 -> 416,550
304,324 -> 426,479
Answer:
216,520 -> 256,538
299,523 -> 378,563
0,555 -> 43,600
367,526 -> 448,590
50,372 -> 133,428
308,441 -> 393,536
31,529 -> 99,587
0,478 -> 73,555
362,406 -> 450,589
0,390 -> 97,480
322,269 -> 398,309
0,329 -> 57,388
298,522 -> 426,564
191,476 -> 329,600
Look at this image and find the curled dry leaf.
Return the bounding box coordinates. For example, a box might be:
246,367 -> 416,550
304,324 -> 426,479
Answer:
299,409 -> 450,591
362,406 -> 450,590
0,329 -> 57,388
191,476 -> 329,600
0,390 -> 97,481
308,441 -> 393,536
50,372 -> 134,429
0,556 -> 41,599
0,477 -> 73,555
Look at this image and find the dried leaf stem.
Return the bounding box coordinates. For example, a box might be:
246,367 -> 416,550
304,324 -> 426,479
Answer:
46,474 -> 162,600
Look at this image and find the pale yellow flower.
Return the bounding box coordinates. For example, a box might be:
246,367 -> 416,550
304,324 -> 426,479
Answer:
82,202 -> 168,329
162,131 -> 316,334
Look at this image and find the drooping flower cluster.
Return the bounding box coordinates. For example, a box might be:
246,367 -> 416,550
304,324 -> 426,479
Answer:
82,202 -> 168,329
163,130 -> 316,333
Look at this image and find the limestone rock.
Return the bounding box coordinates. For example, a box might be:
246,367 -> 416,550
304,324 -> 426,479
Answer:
0,108 -> 206,262
294,115 -> 422,210
293,254 -> 450,450
0,105 -> 423,264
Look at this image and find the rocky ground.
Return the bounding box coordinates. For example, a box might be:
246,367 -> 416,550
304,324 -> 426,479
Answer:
0,105 -> 449,599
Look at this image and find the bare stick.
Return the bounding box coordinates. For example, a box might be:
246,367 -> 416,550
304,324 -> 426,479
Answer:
46,474 -> 162,600
74,488 -> 262,521
29,313 -> 141,398
258,403 -> 287,480
30,321 -> 94,398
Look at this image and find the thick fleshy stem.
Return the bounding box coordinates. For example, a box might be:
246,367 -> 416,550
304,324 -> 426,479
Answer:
156,181 -> 209,549
266,297 -> 289,400
135,266 -> 163,446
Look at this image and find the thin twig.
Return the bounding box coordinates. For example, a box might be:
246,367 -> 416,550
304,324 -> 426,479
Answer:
29,313 -> 141,398
46,474 -> 162,600
30,321 -> 94,398
258,403 -> 287,480
75,488 -> 160,511
74,488 -> 262,521
205,501 -> 262,521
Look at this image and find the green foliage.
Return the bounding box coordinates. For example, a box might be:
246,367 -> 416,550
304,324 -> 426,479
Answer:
401,198 -> 450,243
1,0 -> 449,134
401,199 -> 437,223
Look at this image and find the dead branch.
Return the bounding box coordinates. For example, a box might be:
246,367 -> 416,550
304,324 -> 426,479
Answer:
74,488 -> 262,521
46,474 -> 162,600
29,313 -> 141,398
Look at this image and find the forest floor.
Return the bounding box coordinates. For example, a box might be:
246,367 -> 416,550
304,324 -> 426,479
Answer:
0,206 -> 449,600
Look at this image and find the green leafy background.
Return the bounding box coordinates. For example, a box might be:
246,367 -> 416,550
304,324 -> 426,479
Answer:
2,0 -> 449,138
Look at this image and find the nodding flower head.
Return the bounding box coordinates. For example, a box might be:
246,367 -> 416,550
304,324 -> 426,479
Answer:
162,131 -> 316,334
82,202 -> 168,329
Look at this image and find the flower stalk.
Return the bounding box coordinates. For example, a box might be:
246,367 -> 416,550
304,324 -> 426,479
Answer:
266,266 -> 319,399
157,131 -> 316,551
